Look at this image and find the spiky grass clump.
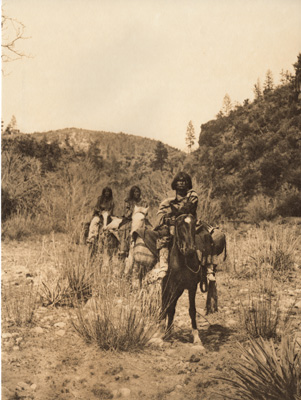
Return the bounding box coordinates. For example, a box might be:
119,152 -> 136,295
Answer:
239,275 -> 295,340
2,282 -> 39,326
71,263 -> 162,351
239,293 -> 280,340
220,336 -> 301,400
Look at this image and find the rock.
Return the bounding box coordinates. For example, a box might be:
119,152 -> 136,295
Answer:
16,382 -> 31,391
225,319 -> 237,328
148,337 -> 164,347
33,327 -> 44,334
30,384 -> 37,391
54,322 -> 66,328
294,300 -> 301,309
16,337 -> 23,345
2,333 -> 13,339
55,330 -> 66,337
13,346 -> 20,351
119,388 -> 131,397
189,354 -> 201,363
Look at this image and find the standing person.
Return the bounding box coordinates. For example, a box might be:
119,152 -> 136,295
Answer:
153,172 -> 199,280
87,186 -> 114,245
119,186 -> 149,259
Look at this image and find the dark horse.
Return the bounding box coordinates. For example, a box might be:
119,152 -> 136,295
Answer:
161,213 -> 203,344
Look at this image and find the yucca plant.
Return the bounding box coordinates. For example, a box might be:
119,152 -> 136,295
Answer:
219,336 -> 301,400
239,292 -> 280,340
71,274 -> 162,351
39,276 -> 70,307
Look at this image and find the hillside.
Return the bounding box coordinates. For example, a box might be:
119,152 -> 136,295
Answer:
182,55 -> 301,219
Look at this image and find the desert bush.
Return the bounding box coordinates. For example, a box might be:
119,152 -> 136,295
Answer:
219,336 -> 301,400
2,282 -> 39,326
276,186 -> 301,217
1,149 -> 43,216
1,212 -> 58,240
245,195 -> 277,224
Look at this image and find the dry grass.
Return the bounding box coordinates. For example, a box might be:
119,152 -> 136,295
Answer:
2,281 -> 39,326
222,222 -> 300,279
219,336 -> 301,400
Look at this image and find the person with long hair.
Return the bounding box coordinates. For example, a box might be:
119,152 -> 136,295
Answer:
119,185 -> 149,258
87,186 -> 114,245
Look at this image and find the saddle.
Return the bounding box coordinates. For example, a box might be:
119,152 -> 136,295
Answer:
134,228 -> 159,257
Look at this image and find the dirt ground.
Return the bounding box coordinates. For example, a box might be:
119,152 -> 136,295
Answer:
2,235 -> 301,400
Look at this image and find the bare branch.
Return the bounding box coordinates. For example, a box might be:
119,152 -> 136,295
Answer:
1,13 -> 31,69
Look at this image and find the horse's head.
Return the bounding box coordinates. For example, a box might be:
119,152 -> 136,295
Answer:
175,214 -> 196,255
131,205 -> 149,234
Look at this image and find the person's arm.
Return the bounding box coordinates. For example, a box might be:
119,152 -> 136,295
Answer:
154,198 -> 172,228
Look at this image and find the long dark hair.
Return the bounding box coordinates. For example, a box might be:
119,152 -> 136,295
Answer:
127,185 -> 141,201
171,172 -> 192,190
100,186 -> 113,202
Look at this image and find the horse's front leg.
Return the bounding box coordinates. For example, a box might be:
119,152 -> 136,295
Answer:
188,285 -> 202,344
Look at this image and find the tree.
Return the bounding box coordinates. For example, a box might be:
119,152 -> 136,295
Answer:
253,78 -> 262,99
185,120 -> 196,153
152,141 -> 168,171
221,94 -> 232,116
263,69 -> 274,93
1,13 -> 30,73
293,53 -> 301,95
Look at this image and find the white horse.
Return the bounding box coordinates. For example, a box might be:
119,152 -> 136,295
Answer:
124,205 -> 149,276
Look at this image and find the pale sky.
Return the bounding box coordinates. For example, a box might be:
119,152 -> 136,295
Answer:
1,0 -> 301,150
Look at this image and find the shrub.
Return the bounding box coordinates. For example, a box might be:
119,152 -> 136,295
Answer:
219,336 -> 301,400
245,195 -> 277,224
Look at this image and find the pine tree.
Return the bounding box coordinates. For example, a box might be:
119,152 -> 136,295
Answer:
263,69 -> 274,93
253,78 -> 262,99
221,94 -> 232,116
185,120 -> 196,153
152,141 -> 168,171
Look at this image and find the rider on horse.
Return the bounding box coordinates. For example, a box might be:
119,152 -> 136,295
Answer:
153,172 -> 199,280
119,186 -> 150,259
87,186 -> 115,245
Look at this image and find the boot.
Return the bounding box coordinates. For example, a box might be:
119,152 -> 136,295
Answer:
207,265 -> 216,282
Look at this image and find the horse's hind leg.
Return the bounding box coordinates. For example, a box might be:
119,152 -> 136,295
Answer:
188,286 -> 202,344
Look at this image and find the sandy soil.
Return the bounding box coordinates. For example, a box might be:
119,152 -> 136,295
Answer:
2,235 -> 301,400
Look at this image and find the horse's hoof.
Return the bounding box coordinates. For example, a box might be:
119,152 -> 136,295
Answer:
192,329 -> 202,344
